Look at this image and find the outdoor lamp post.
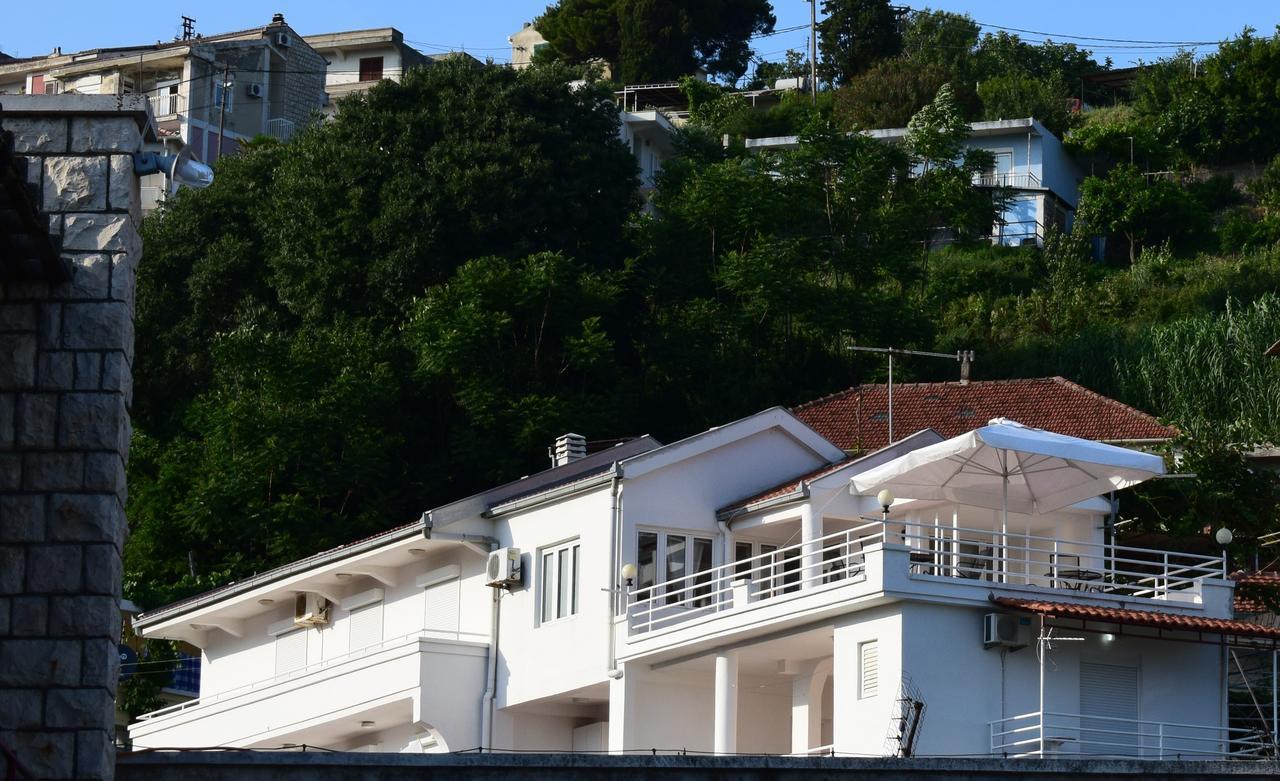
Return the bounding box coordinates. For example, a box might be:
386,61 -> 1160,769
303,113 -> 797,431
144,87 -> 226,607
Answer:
1215,527 -> 1233,578
620,563 -> 637,589
877,489 -> 894,519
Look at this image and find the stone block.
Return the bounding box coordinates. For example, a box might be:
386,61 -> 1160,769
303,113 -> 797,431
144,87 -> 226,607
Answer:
0,494 -> 46,543
25,544 -> 82,593
43,156 -> 108,212
0,334 -> 36,387
0,638 -> 80,686
109,153 -> 139,213
45,687 -> 114,729
0,455 -> 21,491
101,353 -> 132,407
50,494 -> 119,545
62,302 -> 131,351
74,352 -> 102,391
4,282 -> 49,302
23,452 -> 84,491
0,303 -> 36,331
0,597 -> 8,634
11,596 -> 48,635
0,689 -> 44,729
110,251 -> 136,309
70,116 -> 142,153
62,212 -> 136,253
0,546 -> 23,594
83,453 -> 125,496
15,393 -> 57,448
4,730 -> 74,778
58,392 -> 125,450
38,351 -> 75,389
67,253 -> 111,300
82,544 -> 122,597
76,728 -> 114,779
7,117 -> 68,153
38,302 -> 62,349
49,595 -> 119,638
80,638 -> 119,690
0,394 -> 12,448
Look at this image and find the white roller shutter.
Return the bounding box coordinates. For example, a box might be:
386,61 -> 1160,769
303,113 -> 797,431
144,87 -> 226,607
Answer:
274,629 -> 307,675
859,640 -> 879,699
424,577 -> 460,638
349,602 -> 383,651
1080,661 -> 1139,755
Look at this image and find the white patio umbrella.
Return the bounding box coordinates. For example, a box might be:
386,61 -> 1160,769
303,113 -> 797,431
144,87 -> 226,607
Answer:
849,418 -> 1165,580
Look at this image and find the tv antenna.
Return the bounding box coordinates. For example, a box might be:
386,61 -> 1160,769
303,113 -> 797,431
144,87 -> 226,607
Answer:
848,346 -> 975,443
181,16 -> 197,41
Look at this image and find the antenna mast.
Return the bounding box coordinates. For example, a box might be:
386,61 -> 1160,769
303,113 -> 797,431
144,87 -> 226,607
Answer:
848,346 -> 975,443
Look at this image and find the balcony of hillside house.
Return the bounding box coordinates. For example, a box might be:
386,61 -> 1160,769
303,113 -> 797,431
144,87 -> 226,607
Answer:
975,171 -> 1042,189
146,91 -> 185,120
991,711 -> 1270,759
129,632 -> 486,751
266,117 -> 296,141
623,515 -> 1227,641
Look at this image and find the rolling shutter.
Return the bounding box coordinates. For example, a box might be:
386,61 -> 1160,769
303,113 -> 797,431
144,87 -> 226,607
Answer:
274,629 -> 306,675
424,577 -> 460,638
349,602 -> 383,651
859,640 -> 879,699
1080,661 -> 1139,755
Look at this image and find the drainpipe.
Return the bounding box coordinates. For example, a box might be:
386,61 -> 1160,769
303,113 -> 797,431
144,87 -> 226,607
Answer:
480,585 -> 501,751
606,469 -> 625,677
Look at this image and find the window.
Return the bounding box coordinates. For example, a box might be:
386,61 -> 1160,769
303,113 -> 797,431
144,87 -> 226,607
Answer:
858,640 -> 878,699
212,77 -> 233,114
275,629 -> 306,676
540,540 -> 580,623
636,530 -> 714,607
358,56 -> 384,82
349,602 -> 383,651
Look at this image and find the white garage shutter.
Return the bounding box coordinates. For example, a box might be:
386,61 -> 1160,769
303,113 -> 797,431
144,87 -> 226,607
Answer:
274,629 -> 307,676
424,577 -> 460,638
349,602 -> 383,651
1080,661 -> 1139,755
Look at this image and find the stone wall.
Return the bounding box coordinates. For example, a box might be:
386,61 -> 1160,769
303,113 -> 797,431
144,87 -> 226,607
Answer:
0,94 -> 151,781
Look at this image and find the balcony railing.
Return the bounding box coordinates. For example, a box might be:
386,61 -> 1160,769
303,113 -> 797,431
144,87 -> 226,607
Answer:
990,711 -> 1272,759
266,117 -> 296,141
147,92 -> 185,119
625,518 -> 1224,636
976,171 -> 1042,189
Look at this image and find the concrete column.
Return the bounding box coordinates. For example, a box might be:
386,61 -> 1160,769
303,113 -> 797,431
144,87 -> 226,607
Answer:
713,650 -> 738,754
791,658 -> 831,754
607,665 -> 639,754
800,505 -> 821,590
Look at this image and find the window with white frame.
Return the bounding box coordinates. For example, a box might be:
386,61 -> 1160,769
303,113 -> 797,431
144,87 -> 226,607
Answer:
540,540 -> 580,623
212,76 -> 234,115
274,628 -> 307,676
636,530 -> 714,607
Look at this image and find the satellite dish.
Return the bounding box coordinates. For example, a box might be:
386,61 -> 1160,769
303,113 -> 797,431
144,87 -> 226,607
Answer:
166,145 -> 214,196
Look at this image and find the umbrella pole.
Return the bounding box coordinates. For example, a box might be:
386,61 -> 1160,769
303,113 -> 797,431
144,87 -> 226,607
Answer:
1001,454 -> 1009,585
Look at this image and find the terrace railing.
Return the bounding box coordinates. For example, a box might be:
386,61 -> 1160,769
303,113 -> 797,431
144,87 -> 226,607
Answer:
990,710 -> 1271,759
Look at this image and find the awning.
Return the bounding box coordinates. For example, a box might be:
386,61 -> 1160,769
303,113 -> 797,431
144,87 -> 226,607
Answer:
994,596 -> 1280,641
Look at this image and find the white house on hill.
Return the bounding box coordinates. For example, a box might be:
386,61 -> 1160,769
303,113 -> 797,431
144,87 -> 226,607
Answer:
129,392 -> 1279,758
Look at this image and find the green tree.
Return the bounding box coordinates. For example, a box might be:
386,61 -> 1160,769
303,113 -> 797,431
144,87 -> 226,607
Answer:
833,59 -> 953,130
1063,104 -> 1164,170
977,71 -> 1077,136
904,83 -> 969,170
1075,164 -> 1208,264
538,0 -> 775,82
901,9 -> 980,74
818,0 -> 904,85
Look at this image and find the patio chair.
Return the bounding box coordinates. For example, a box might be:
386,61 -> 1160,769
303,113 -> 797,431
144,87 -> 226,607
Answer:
956,547 -> 993,580
1048,553 -> 1080,589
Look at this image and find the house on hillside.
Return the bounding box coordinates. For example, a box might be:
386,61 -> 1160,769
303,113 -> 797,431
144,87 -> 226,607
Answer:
0,14 -> 326,209
127,385 -> 1275,760
302,28 -> 430,117
508,23 -> 548,70
747,118 -> 1085,249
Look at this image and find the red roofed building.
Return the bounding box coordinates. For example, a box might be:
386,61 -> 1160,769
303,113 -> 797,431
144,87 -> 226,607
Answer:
793,376 -> 1175,454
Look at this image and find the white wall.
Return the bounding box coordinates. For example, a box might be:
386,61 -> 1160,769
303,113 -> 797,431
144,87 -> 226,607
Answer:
313,45 -> 405,86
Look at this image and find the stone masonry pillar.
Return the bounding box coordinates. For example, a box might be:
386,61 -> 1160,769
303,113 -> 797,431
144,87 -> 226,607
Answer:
0,95 -> 153,781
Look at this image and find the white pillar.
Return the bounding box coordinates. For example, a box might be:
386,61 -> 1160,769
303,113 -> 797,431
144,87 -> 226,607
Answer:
800,505 -> 821,590
608,664 -> 640,754
791,658 -> 832,754
714,650 -> 739,754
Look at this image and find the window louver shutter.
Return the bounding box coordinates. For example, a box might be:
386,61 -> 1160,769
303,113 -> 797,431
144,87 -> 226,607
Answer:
349,603 -> 383,651
1080,661 -> 1139,755
275,629 -> 306,675
859,640 -> 879,698
424,577 -> 460,638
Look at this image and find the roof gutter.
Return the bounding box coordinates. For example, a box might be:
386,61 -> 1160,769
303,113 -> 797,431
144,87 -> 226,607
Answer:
484,465 -> 621,518
134,519 -> 427,630
715,481 -> 810,524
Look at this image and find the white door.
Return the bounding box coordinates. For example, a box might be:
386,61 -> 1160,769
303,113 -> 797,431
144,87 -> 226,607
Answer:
424,577 -> 460,638
1080,661 -> 1140,756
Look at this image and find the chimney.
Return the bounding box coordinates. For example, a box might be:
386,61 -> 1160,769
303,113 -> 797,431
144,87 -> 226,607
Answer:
272,13 -> 286,24
551,433 -> 587,467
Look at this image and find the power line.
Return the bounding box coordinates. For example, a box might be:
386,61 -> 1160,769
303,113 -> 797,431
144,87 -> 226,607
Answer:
969,19 -> 1222,47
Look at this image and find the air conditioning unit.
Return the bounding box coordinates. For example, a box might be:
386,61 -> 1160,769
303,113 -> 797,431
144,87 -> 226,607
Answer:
984,613 -> 1031,649
245,83 -> 263,99
486,547 -> 522,588
273,31 -> 291,48
293,593 -> 329,627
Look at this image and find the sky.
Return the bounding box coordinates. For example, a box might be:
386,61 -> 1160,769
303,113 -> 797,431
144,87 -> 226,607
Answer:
2,1 -> 1277,75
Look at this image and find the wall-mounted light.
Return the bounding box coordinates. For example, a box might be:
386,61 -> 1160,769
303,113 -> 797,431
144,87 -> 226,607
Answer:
257,598 -> 274,605
1101,633 -> 1115,643
620,563 -> 637,588
335,573 -> 352,581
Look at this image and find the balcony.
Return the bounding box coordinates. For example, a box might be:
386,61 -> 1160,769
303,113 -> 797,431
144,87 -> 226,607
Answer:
976,171 -> 1042,189
266,117 -> 296,141
625,519 -> 1225,639
129,632 -> 486,750
147,92 -> 185,120
991,711 -> 1270,759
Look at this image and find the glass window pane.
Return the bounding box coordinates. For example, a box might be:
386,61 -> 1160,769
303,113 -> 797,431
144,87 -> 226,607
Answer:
735,542 -> 754,578
541,552 -> 554,623
692,537 -> 713,607
571,545 -> 580,615
665,534 -> 686,606
557,548 -> 570,619
637,532 -> 658,595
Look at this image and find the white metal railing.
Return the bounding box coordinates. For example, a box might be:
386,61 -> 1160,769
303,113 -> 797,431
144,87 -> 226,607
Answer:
266,117 -> 296,141
990,711 -> 1272,759
134,630 -> 463,723
626,522 -> 884,635
147,92 -> 185,119
976,171 -> 1042,189
788,744 -> 835,757
893,519 -> 1222,601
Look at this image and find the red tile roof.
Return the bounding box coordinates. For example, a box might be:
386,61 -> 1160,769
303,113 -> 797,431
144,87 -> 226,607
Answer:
994,596 -> 1280,640
793,377 -> 1175,453
717,457 -> 857,516
1232,570 -> 1280,614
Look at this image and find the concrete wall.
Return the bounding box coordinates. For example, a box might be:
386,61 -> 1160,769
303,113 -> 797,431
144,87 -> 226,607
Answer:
0,94 -> 150,780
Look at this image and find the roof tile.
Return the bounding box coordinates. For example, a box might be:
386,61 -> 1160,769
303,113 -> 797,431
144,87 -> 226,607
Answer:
994,596 -> 1280,640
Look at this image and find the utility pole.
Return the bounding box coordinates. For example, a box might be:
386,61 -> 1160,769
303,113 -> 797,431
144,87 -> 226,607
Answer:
216,61 -> 229,162
808,0 -> 818,105
848,346 -> 975,444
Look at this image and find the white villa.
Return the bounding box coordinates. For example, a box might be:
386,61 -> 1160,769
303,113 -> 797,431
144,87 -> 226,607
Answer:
128,395 -> 1279,759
